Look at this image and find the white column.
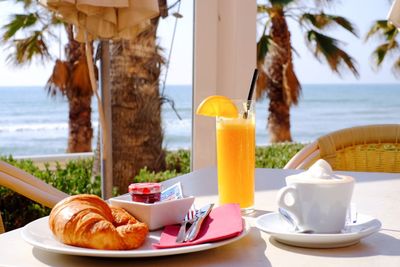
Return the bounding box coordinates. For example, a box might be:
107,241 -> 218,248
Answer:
100,41 -> 113,199
192,0 -> 257,170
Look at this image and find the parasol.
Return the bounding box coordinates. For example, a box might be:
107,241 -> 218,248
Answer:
40,0 -> 159,41
40,0 -> 160,199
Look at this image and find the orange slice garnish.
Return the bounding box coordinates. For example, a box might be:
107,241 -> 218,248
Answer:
196,95 -> 238,118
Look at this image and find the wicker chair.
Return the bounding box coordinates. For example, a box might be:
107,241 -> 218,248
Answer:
0,160 -> 69,234
284,124 -> 400,173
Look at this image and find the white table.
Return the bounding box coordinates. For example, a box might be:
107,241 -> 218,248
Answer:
1,167 -> 400,267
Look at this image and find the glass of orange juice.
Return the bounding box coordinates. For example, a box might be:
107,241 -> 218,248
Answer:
216,100 -> 255,211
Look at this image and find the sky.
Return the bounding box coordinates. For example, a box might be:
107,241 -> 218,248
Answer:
0,0 -> 398,86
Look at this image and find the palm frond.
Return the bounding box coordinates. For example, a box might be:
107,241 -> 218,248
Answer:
291,44 -> 300,57
365,20 -> 398,42
306,30 -> 359,77
6,31 -> 51,65
366,20 -> 388,39
2,13 -> 39,41
391,56 -> 400,77
1,1 -> 64,66
255,65 -> 270,100
283,61 -> 301,106
257,4 -> 270,14
371,41 -> 399,67
70,56 -> 96,96
331,16 -> 358,37
46,59 -> 70,97
257,34 -> 272,64
300,13 -> 358,37
365,20 -> 399,71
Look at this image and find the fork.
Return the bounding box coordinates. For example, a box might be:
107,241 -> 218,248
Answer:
176,205 -> 197,243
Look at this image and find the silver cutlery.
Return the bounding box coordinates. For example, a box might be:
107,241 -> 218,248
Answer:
346,202 -> 358,224
279,205 -> 358,234
278,208 -> 314,234
184,203 -> 214,242
176,206 -> 197,243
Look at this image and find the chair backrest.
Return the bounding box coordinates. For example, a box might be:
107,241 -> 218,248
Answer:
285,124 -> 400,172
0,216 -> 4,234
0,160 -> 69,234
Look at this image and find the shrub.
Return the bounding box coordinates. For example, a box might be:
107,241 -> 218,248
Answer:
256,143 -> 305,168
166,149 -> 191,174
132,149 -> 192,183
0,157 -> 100,231
134,167 -> 180,183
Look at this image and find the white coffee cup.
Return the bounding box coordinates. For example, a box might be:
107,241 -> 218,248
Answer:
277,164 -> 354,233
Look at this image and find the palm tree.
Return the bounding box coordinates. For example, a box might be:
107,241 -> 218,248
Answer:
1,0 -> 95,153
109,5 -> 168,193
365,20 -> 400,75
257,0 -> 359,142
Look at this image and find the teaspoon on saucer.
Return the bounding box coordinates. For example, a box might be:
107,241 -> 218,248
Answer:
278,208 -> 314,234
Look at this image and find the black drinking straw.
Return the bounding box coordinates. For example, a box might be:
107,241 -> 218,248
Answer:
244,69 -> 258,119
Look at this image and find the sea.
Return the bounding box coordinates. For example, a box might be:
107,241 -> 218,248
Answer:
0,84 -> 399,156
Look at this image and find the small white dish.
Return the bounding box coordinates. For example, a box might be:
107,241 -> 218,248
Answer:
255,212 -> 381,248
21,216 -> 250,258
109,194 -> 195,230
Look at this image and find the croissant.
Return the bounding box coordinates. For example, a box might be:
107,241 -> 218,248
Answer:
49,194 -> 148,250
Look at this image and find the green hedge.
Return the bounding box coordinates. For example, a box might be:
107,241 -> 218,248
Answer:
256,143 -> 305,168
0,157 -> 101,231
0,143 -> 305,231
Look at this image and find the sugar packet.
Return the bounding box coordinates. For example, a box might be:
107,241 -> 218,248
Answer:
161,182 -> 183,201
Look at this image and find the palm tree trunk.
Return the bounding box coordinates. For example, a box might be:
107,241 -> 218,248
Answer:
64,25 -> 93,152
265,8 -> 293,142
267,83 -> 292,142
66,92 -> 93,152
109,21 -> 166,193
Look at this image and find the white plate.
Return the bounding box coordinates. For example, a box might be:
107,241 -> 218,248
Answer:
255,212 -> 381,248
21,216 -> 249,258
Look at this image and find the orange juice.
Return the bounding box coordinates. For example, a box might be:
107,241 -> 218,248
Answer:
216,114 -> 255,209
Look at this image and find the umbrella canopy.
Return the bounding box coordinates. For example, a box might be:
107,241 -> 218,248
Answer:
40,0 -> 159,41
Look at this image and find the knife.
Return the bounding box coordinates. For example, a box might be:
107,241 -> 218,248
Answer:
184,203 -> 214,242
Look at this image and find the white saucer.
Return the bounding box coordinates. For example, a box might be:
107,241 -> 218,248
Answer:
255,212 -> 381,248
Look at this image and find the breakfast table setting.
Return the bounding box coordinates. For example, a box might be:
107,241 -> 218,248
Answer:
1,166 -> 400,266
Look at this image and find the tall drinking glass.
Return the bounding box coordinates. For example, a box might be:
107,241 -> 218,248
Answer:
216,100 -> 255,212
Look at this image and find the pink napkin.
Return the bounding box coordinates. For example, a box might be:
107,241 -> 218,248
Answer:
153,203 -> 243,249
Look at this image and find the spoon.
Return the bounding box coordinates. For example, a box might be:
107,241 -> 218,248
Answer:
278,208 -> 314,234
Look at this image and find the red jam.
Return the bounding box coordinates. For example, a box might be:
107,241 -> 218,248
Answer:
128,183 -> 161,203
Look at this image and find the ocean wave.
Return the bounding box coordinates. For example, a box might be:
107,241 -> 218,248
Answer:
163,118 -> 191,135
0,123 -> 67,133
0,121 -> 99,133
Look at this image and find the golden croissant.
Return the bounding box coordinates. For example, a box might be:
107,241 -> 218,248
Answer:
49,194 -> 148,250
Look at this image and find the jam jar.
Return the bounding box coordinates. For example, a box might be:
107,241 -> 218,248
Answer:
128,183 -> 161,203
